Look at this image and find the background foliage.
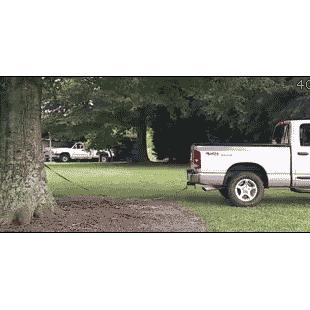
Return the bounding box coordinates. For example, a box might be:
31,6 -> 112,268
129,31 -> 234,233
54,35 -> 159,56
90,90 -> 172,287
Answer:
42,77 -> 310,163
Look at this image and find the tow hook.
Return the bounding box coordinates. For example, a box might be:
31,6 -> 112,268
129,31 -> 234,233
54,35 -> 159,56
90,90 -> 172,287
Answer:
187,181 -> 196,186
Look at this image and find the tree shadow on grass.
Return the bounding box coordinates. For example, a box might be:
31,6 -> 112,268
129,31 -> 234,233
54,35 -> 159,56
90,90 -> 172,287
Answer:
178,192 -> 310,208
178,194 -> 229,207
263,195 -> 310,206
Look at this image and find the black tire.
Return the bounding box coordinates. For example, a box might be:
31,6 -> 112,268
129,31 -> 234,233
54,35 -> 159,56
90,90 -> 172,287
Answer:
219,187 -> 229,199
100,155 -> 108,163
60,153 -> 70,163
227,172 -> 264,207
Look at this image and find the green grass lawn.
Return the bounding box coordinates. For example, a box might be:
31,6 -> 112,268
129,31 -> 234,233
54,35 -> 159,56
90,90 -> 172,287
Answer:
46,162 -> 310,232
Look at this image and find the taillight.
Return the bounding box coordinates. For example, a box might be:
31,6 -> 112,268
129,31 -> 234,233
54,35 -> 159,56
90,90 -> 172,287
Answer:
192,149 -> 201,169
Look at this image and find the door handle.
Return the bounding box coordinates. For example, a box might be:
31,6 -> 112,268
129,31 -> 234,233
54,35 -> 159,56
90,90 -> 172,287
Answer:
298,152 -> 309,156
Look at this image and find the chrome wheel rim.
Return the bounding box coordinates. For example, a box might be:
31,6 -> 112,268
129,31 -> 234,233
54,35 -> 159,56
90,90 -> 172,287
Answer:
235,179 -> 258,202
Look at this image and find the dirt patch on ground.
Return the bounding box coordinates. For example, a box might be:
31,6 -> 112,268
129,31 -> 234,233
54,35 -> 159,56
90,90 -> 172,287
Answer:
0,196 -> 207,232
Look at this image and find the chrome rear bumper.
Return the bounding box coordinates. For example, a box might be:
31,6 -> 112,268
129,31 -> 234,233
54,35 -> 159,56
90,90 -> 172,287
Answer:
187,169 -> 223,189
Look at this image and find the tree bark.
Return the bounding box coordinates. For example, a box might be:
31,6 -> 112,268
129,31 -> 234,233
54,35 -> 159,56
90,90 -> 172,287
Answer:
135,108 -> 149,162
0,77 -> 55,225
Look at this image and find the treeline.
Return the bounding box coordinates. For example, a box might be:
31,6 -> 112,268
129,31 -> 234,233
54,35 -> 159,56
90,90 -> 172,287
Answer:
42,77 -> 310,163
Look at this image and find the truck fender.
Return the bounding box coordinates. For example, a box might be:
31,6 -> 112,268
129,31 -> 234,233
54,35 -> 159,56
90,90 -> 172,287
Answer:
223,162 -> 269,188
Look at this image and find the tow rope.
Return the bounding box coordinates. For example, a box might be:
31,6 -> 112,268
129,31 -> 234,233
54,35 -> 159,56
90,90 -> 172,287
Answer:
44,163 -> 91,192
152,184 -> 188,200
176,185 -> 189,193
45,163 -> 188,199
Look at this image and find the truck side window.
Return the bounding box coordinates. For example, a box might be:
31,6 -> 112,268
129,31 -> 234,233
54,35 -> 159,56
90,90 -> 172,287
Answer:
300,124 -> 310,146
273,124 -> 289,145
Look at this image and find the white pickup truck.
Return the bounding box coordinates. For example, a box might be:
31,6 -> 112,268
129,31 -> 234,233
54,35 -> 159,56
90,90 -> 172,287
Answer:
187,120 -> 310,207
46,142 -> 113,163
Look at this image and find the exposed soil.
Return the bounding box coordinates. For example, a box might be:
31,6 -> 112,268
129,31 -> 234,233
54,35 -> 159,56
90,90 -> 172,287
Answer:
0,196 -> 207,232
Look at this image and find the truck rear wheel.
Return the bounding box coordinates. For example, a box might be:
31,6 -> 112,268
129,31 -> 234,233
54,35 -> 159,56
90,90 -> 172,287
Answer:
60,153 -> 70,163
100,155 -> 108,163
227,172 -> 264,207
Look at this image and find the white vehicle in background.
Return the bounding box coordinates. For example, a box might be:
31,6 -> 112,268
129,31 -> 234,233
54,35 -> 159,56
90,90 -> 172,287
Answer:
45,142 -> 114,163
187,120 -> 310,207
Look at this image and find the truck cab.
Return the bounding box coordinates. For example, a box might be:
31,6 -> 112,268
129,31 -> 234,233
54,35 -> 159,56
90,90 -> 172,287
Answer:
187,120 -> 310,207
70,142 -> 97,160
274,120 -> 310,188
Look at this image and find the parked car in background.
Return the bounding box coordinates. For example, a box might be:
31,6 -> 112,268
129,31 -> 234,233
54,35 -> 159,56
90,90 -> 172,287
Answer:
187,120 -> 310,207
111,138 -> 139,162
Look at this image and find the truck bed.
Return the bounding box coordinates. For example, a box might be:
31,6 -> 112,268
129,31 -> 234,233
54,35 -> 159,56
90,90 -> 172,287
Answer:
193,144 -> 291,187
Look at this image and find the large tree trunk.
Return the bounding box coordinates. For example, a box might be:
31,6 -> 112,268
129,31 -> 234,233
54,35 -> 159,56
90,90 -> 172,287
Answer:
135,108 -> 149,162
0,77 -> 55,225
